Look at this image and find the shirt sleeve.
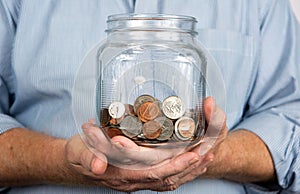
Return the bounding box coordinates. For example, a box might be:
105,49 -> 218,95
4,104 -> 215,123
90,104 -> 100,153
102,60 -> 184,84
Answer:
0,0 -> 24,134
235,0 -> 300,192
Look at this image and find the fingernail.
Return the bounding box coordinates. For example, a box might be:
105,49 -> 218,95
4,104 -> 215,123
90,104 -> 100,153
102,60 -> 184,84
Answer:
113,141 -> 124,149
201,167 -> 207,173
189,157 -> 200,165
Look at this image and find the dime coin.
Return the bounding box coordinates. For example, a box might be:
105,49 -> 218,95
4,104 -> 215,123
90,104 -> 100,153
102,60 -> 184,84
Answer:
155,117 -> 174,141
174,117 -> 195,141
108,101 -> 126,119
133,94 -> 156,114
119,115 -> 142,138
99,108 -> 110,127
104,127 -> 123,138
162,96 -> 185,120
142,120 -> 162,139
137,101 -> 161,122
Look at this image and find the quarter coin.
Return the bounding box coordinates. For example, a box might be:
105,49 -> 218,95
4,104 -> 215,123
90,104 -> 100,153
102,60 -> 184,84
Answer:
162,96 -> 185,120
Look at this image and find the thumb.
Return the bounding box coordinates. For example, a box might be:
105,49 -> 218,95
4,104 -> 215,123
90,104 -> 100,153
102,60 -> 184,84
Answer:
90,152 -> 108,175
199,97 -> 226,155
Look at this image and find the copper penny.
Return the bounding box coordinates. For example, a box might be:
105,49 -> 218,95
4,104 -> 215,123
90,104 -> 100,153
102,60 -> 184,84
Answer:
142,120 -> 162,139
104,127 -> 123,138
133,94 -> 156,114
174,117 -> 195,140
137,101 -> 161,122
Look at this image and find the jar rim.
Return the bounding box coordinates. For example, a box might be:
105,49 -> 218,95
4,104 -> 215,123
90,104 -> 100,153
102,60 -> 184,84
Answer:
107,13 -> 197,23
106,13 -> 198,35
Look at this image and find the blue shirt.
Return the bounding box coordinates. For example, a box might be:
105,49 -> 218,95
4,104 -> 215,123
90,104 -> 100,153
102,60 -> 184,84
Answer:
0,0 -> 300,193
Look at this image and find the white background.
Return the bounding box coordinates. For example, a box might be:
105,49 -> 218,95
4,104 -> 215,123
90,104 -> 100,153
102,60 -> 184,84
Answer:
291,0 -> 300,23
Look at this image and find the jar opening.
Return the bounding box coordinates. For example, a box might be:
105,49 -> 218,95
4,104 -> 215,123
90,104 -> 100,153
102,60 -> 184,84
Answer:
106,13 -> 198,35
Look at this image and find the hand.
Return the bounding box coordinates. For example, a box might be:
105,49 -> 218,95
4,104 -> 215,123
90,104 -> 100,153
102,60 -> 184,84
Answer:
65,132 -> 210,192
81,121 -> 191,170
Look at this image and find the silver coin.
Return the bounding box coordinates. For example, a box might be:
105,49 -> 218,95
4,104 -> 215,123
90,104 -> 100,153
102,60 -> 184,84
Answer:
162,96 -> 185,120
133,94 -> 156,114
174,117 -> 195,141
108,101 -> 126,119
119,115 -> 142,138
155,117 -> 174,141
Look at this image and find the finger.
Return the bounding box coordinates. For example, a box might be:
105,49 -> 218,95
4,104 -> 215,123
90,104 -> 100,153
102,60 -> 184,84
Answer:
78,149 -> 108,176
90,152 -> 108,175
110,136 -> 186,167
83,125 -> 151,167
154,153 -> 214,191
83,122 -> 185,168
129,158 -> 205,192
111,135 -> 140,150
129,152 -> 201,182
82,123 -> 112,153
204,96 -> 216,123
170,152 -> 214,180
96,152 -> 204,192
199,97 -> 227,155
204,96 -> 226,137
103,152 -> 202,192
66,135 -> 108,176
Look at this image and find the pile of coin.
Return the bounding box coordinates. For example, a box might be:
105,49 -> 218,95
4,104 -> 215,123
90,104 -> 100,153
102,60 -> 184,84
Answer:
100,94 -> 199,143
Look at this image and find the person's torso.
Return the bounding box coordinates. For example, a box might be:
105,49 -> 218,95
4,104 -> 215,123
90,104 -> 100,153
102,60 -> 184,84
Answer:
8,0 -> 261,193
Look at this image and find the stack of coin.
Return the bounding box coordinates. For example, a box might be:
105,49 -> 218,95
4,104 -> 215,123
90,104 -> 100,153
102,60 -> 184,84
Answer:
99,94 -> 201,143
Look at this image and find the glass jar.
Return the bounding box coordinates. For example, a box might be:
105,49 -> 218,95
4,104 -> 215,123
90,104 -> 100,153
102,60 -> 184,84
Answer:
95,14 -> 206,147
